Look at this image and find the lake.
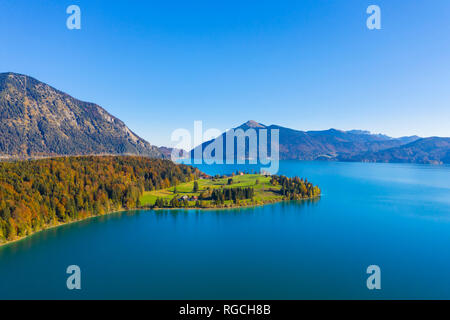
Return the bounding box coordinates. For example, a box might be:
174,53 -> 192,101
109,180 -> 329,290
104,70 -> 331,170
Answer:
1,161 -> 450,299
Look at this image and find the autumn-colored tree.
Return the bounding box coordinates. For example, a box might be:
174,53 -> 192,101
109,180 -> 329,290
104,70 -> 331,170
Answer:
0,156 -> 200,243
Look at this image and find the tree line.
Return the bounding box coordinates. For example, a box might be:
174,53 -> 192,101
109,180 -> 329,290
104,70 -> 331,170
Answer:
270,175 -> 321,200
0,156 -> 199,243
211,187 -> 255,204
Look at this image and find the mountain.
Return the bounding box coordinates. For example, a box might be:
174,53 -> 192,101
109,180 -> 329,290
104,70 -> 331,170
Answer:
346,137 -> 450,164
158,146 -> 187,159
191,120 -> 448,164
0,72 -> 162,158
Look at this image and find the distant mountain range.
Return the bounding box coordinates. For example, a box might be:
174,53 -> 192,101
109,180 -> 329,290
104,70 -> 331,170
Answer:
0,72 -> 163,158
344,137 -> 450,164
192,121 -> 450,164
1,73 -> 448,164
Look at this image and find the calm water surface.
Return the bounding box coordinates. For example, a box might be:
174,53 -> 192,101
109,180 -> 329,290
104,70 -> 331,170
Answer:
1,161 -> 449,299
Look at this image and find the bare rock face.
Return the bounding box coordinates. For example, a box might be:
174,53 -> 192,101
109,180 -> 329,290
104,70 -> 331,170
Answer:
0,72 -> 162,158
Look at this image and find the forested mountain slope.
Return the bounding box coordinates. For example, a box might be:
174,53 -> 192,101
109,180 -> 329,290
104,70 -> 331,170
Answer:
0,73 -> 162,158
0,156 -> 200,243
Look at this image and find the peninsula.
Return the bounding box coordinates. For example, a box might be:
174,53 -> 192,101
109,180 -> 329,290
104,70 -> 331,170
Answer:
140,173 -> 321,209
0,156 -> 321,246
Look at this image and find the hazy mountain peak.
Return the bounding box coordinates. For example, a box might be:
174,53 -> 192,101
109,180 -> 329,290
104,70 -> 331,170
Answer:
239,120 -> 266,129
347,130 -> 372,135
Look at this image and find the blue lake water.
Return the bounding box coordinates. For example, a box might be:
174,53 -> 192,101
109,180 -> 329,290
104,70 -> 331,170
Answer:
1,161 -> 450,299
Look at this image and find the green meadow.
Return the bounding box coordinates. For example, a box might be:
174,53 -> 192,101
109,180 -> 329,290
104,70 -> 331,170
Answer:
140,174 -> 283,208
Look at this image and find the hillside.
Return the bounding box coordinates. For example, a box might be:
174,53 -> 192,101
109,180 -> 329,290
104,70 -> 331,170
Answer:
345,137 -> 450,164
191,120 -> 428,162
0,156 -> 200,244
0,72 -> 162,158
141,173 -> 321,209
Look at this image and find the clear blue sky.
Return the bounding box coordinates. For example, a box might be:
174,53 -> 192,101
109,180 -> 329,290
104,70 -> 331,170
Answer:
1,0 -> 449,146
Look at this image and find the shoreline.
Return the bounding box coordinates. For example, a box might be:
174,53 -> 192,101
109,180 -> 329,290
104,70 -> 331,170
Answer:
146,195 -> 320,211
0,196 -> 320,248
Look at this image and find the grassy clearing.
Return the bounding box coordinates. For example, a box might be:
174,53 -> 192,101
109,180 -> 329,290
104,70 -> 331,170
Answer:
140,174 -> 283,208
